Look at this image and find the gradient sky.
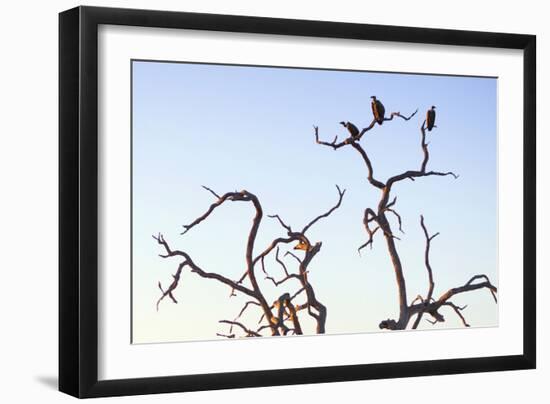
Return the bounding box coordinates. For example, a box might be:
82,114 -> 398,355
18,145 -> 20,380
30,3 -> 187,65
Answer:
131,60 -> 497,344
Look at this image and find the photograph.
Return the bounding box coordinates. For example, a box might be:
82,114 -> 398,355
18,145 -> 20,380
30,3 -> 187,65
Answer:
131,60 -> 499,344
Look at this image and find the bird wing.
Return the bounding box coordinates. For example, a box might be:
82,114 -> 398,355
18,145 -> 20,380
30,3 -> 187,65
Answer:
427,109 -> 435,129
377,101 -> 385,119
350,122 -> 359,136
370,101 -> 378,120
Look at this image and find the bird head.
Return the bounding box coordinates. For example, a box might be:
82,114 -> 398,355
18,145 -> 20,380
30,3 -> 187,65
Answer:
293,240 -> 310,251
339,121 -> 346,127
431,105 -> 436,109
371,96 -> 377,101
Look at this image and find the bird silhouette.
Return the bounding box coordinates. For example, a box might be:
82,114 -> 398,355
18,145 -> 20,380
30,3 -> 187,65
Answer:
426,106 -> 436,131
339,121 -> 360,137
371,95 -> 385,125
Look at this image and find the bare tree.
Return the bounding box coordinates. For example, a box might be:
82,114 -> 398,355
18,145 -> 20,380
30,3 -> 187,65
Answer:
153,185 -> 345,337
314,106 -> 497,330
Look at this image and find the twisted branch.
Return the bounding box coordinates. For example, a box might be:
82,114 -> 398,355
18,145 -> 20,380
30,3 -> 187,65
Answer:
314,101 -> 496,331
155,185 -> 344,338
411,215 -> 438,329
153,233 -> 257,298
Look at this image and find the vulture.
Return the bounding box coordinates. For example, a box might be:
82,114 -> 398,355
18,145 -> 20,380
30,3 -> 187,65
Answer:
426,106 -> 436,131
371,96 -> 385,125
294,240 -> 309,251
340,121 -> 360,137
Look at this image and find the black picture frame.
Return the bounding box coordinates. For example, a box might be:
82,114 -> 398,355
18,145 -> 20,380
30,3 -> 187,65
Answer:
59,5 -> 536,398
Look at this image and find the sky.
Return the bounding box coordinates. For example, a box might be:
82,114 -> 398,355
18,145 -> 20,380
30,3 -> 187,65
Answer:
131,60 -> 497,344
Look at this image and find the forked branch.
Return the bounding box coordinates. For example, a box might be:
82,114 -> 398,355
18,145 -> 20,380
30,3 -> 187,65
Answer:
154,185 -> 345,338
380,217 -> 498,330
313,100 -> 495,331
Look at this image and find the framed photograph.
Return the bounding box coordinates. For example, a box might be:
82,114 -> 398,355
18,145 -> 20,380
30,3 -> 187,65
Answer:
59,6 -> 536,398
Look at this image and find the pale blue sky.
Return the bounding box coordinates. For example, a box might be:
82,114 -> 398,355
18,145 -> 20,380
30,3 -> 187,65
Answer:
131,60 -> 497,343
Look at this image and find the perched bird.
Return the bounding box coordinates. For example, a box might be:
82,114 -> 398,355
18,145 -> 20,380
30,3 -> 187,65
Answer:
426,106 -> 436,131
371,96 -> 385,125
340,121 -> 360,137
294,240 -> 310,251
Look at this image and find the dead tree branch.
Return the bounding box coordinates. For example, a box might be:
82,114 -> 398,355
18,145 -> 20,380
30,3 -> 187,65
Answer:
218,320 -> 262,337
411,215 -> 438,329
302,185 -> 346,233
314,101 -> 496,331
378,218 -> 498,330
156,261 -> 185,311
154,185 -> 345,338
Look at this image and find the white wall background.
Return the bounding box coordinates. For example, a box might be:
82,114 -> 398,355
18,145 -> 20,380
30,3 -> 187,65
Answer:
0,0 -> 545,402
